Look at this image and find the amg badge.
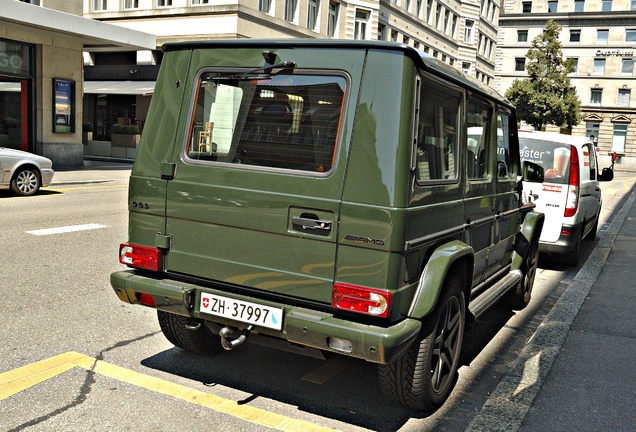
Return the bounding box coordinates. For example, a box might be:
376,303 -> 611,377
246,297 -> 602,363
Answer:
344,234 -> 385,246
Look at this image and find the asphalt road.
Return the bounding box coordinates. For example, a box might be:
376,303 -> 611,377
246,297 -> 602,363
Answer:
0,170 -> 633,431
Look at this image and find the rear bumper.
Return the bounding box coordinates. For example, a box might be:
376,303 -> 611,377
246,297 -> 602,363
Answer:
539,222 -> 583,255
111,270 -> 421,364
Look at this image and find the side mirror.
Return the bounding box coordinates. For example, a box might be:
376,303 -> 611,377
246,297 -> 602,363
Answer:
522,161 -> 544,183
599,167 -> 614,182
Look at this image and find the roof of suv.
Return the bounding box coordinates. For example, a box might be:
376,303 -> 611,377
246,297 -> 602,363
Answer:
161,39 -> 509,107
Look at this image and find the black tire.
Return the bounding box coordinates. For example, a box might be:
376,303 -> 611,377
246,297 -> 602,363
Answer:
586,216 -> 599,241
157,310 -> 223,354
378,275 -> 465,412
11,168 -> 41,196
508,239 -> 539,310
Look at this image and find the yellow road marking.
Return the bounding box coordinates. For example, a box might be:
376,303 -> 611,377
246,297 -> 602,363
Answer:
50,184 -> 128,193
0,352 -> 335,432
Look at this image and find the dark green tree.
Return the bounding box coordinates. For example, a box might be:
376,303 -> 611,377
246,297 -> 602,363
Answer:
505,20 -> 582,130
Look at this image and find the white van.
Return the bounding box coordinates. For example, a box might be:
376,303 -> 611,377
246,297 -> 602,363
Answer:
519,131 -> 614,265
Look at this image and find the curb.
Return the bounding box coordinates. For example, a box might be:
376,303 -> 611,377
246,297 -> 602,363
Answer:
465,189 -> 636,432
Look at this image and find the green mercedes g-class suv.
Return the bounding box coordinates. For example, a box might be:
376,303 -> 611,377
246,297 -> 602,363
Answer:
111,40 -> 544,412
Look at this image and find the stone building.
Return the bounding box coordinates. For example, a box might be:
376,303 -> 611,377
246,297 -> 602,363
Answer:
496,0 -> 636,166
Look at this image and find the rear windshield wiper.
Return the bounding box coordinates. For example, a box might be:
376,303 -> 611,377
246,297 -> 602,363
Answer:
213,61 -> 296,81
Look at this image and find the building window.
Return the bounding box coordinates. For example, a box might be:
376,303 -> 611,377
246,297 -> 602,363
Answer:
191,0 -> 208,4
404,36 -> 411,46
618,89 -> 631,107
612,124 -> 627,153
626,30 -> 636,42
632,0 -> 636,10
462,62 -> 471,73
622,58 -> 634,75
93,0 -> 107,10
574,0 -> 584,11
590,88 -> 603,105
522,1 -> 531,12
602,0 -> 612,11
464,20 -> 474,43
391,30 -> 398,42
586,122 -> 600,144
436,5 -> 443,29
416,0 -> 423,17
307,0 -> 319,30
285,0 -> 298,22
125,0 -> 139,8
259,0 -> 272,13
593,58 -> 606,75
518,30 -> 528,42
451,14 -> 458,37
515,58 -> 526,71
547,1 -> 558,12
328,1 -> 339,37
597,29 -> 609,44
570,57 -> 579,73
427,0 -> 434,23
378,24 -> 385,41
354,9 -> 369,40
570,30 -> 581,42
157,0 -> 172,6
444,9 -> 450,33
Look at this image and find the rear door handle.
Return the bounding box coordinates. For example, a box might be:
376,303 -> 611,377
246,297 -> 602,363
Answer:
292,216 -> 332,231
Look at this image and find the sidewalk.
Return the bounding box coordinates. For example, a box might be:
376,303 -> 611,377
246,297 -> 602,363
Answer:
467,188 -> 636,431
51,160 -> 132,186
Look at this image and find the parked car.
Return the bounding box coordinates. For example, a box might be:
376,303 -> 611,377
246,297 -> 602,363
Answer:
0,148 -> 54,196
110,40 -> 545,412
519,130 -> 614,265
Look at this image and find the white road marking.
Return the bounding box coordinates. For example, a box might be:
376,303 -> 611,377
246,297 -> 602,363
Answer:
25,223 -> 108,236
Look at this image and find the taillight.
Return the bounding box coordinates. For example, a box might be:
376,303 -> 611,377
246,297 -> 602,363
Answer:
332,282 -> 391,318
565,145 -> 580,218
119,243 -> 162,271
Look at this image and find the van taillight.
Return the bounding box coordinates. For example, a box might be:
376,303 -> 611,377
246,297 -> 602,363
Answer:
119,243 -> 162,271
565,145 -> 580,218
332,282 -> 391,318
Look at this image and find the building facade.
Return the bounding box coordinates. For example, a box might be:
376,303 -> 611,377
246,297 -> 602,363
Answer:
496,0 -> 636,165
0,0 -> 154,166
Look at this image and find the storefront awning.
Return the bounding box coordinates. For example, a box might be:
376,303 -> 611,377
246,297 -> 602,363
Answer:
83,81 -> 156,95
0,0 -> 155,51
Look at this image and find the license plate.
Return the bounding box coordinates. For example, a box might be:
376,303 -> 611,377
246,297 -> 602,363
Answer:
199,292 -> 283,331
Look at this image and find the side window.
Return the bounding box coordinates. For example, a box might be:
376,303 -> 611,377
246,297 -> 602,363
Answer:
496,111 -> 516,180
185,71 -> 346,173
466,97 -> 491,180
415,76 -> 461,182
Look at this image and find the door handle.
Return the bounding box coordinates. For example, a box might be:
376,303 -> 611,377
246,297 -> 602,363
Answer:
292,216 -> 332,231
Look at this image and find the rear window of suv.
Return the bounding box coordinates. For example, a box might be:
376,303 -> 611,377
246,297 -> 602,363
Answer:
184,69 -> 347,173
519,141 -> 571,184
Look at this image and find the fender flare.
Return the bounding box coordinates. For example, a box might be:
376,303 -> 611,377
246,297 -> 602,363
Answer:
512,210 -> 545,271
407,240 -> 474,320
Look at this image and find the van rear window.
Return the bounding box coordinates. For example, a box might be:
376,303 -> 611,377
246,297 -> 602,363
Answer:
185,70 -> 346,173
519,141 -> 571,184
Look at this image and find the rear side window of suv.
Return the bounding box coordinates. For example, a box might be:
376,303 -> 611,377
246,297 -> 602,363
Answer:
184,70 -> 347,174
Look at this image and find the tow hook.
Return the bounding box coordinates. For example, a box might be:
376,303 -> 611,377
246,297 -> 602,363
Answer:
219,325 -> 253,351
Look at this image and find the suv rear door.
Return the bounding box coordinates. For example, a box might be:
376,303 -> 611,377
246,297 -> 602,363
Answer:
162,48 -> 362,304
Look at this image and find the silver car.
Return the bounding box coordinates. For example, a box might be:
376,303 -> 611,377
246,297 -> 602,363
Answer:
0,148 -> 55,196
